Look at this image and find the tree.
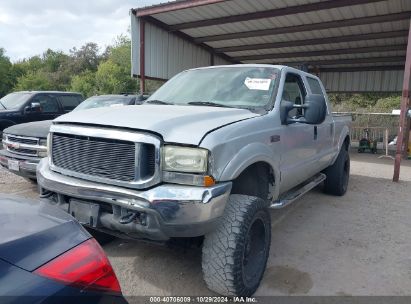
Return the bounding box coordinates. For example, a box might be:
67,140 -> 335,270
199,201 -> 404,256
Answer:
95,59 -> 137,94
94,35 -> 138,94
69,42 -> 100,73
70,70 -> 97,97
14,70 -> 53,91
0,48 -> 15,97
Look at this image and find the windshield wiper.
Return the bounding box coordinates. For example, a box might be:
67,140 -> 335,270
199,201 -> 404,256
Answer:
145,99 -> 173,105
187,101 -> 233,108
0,101 -> 5,109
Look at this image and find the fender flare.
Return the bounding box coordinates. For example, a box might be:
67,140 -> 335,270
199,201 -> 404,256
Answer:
219,143 -> 280,199
332,125 -> 350,164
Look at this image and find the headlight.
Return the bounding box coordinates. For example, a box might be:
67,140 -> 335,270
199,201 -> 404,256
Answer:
163,146 -> 208,173
2,133 -> 6,149
39,138 -> 47,147
38,135 -> 50,158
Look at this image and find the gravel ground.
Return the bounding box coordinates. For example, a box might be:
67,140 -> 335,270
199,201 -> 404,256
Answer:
1,152 -> 411,298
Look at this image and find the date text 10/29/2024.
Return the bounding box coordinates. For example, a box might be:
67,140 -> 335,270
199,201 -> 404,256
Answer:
149,297 -> 258,303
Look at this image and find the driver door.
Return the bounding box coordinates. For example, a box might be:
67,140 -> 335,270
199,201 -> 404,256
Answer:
24,94 -> 61,123
279,72 -> 318,193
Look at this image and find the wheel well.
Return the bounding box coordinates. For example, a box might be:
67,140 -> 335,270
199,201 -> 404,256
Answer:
231,162 -> 274,202
343,135 -> 350,151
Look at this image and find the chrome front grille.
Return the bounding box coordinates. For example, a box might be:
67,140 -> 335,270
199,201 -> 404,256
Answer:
4,134 -> 45,157
7,136 -> 38,145
49,124 -> 161,189
52,133 -> 136,182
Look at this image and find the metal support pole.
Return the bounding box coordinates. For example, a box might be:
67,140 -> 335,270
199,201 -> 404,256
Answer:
139,19 -> 146,95
379,128 -> 394,160
393,19 -> 411,182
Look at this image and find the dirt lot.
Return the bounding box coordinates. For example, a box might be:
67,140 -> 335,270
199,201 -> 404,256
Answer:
1,153 -> 411,297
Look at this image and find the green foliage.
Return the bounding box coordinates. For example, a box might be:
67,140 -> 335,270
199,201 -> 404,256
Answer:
14,70 -> 54,91
70,70 -> 96,97
0,48 -> 14,97
329,93 -> 402,113
0,33 -> 139,97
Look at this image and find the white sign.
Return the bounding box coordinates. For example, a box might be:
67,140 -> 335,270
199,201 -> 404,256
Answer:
244,77 -> 271,91
8,159 -> 19,171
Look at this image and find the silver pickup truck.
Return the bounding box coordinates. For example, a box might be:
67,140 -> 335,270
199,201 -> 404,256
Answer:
37,65 -> 351,297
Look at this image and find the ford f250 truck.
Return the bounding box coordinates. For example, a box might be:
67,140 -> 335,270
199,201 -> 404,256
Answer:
37,65 -> 351,297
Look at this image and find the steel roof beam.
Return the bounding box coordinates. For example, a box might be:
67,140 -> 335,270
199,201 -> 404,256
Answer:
139,15 -> 238,64
194,11 -> 411,43
215,30 -> 409,53
135,0 -> 225,17
234,44 -> 406,62
272,56 -> 405,66
310,65 -> 404,72
170,0 -> 386,31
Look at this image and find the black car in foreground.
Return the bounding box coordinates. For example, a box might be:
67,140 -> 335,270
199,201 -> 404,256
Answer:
0,195 -> 127,304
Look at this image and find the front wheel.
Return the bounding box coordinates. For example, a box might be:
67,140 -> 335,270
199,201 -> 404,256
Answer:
323,147 -> 350,196
202,194 -> 271,296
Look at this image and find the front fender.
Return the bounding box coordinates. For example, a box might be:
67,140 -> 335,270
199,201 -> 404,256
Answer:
219,142 -> 280,198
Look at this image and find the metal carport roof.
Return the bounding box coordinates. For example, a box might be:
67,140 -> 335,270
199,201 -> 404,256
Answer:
133,0 -> 410,71
131,0 -> 411,181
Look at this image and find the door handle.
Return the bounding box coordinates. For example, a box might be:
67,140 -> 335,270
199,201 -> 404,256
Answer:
314,126 -> 318,140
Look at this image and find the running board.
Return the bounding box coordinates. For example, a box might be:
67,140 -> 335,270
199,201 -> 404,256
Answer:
270,173 -> 326,209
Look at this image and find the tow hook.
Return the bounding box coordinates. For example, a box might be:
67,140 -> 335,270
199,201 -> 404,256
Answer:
119,212 -> 138,224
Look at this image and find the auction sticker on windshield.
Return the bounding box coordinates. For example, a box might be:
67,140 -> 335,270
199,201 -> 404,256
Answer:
8,159 -> 19,171
244,77 -> 271,90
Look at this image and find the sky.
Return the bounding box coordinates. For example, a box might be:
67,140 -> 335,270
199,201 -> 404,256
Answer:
0,0 -> 163,62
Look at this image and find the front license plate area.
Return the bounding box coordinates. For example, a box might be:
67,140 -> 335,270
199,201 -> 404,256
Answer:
8,160 -> 19,171
69,200 -> 100,227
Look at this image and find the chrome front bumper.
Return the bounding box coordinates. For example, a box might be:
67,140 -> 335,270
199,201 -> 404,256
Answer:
0,149 -> 40,179
37,158 -> 232,240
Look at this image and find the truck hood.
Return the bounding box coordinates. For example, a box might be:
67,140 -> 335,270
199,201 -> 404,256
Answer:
4,120 -> 52,138
54,104 -> 260,145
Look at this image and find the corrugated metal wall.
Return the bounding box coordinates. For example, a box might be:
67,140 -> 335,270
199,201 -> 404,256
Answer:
131,14 -> 231,80
319,70 -> 403,92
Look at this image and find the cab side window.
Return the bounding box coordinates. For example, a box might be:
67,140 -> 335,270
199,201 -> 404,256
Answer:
59,95 -> 82,112
32,95 -> 60,113
282,74 -> 306,118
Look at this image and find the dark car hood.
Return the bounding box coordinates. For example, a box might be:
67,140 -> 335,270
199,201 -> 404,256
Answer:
0,195 -> 90,271
4,120 -> 52,138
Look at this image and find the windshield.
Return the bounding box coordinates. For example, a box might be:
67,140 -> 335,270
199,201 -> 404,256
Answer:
74,96 -> 133,111
147,67 -> 279,110
0,92 -> 32,110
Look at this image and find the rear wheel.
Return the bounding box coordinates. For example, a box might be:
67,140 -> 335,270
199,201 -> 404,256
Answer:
202,195 -> 271,296
323,147 -> 350,196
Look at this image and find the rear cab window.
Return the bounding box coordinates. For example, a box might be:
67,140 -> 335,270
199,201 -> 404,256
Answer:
59,95 -> 83,112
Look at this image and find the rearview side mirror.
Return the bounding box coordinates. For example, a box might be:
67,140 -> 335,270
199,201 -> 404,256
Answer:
30,102 -> 42,112
280,94 -> 326,125
302,94 -> 327,124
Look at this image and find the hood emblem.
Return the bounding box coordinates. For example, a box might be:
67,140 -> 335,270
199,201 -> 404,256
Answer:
8,143 -> 20,149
